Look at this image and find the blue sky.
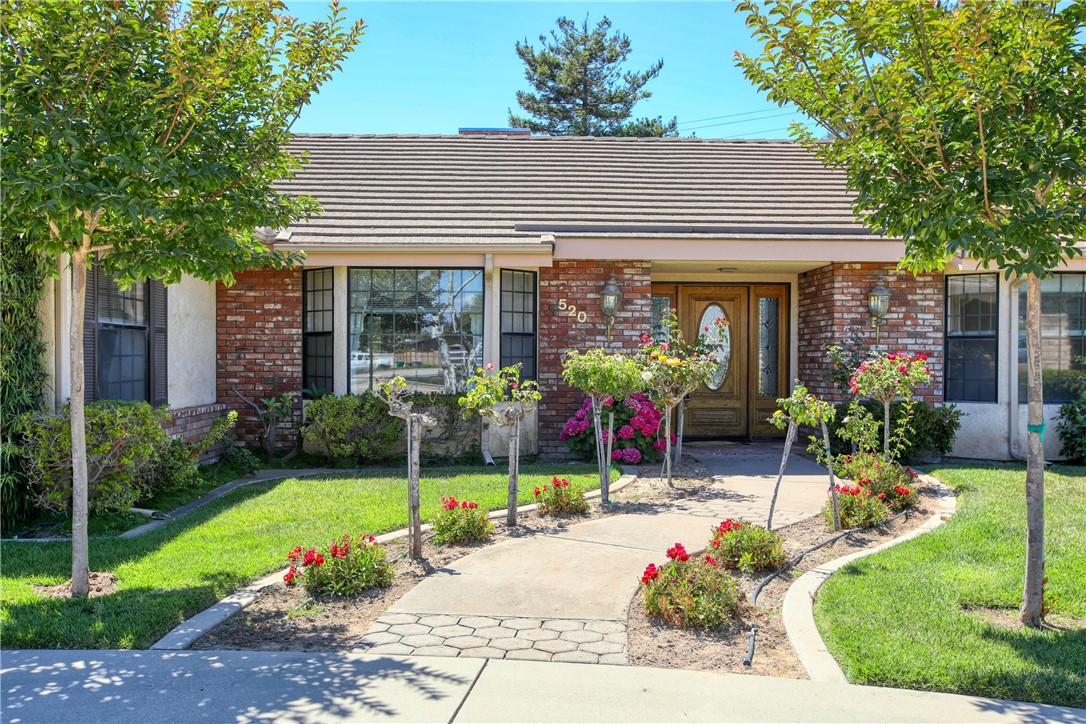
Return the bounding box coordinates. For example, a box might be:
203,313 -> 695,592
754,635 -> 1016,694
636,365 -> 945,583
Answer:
288,1 -> 801,137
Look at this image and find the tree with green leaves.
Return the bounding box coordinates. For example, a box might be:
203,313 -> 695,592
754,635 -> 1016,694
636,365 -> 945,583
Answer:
736,0 -> 1085,627
509,15 -> 677,137
1,0 -> 363,597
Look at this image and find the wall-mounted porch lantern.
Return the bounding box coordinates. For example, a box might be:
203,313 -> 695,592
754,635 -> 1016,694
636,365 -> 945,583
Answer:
601,275 -> 624,341
868,283 -> 891,345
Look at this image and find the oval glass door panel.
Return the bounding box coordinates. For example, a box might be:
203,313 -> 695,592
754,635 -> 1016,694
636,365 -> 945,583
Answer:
699,304 -> 731,390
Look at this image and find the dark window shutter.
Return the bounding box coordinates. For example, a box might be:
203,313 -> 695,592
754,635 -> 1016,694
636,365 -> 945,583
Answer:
83,264 -> 98,403
148,280 -> 169,406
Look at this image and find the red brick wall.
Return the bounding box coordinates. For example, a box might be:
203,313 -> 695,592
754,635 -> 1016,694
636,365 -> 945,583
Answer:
537,261 -> 652,458
216,268 -> 302,448
162,402 -> 233,461
798,263 -> 944,404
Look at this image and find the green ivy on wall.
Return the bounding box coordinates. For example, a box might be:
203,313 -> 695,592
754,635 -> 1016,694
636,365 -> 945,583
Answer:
1,237 -> 50,531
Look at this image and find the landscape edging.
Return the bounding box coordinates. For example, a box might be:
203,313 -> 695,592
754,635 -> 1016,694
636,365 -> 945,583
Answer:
149,472 -> 638,651
781,473 -> 957,683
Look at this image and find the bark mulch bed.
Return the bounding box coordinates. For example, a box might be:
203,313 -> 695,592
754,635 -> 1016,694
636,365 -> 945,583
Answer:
192,504 -> 620,652
625,479 -> 945,679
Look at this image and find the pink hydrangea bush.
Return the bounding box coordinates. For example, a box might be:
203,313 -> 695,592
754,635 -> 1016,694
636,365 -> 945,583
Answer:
560,393 -> 667,464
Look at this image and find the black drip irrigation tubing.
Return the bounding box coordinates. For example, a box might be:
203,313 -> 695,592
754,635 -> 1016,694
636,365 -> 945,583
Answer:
742,508 -> 910,667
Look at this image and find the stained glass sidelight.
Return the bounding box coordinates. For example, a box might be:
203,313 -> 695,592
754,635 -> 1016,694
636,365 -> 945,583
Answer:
758,297 -> 780,398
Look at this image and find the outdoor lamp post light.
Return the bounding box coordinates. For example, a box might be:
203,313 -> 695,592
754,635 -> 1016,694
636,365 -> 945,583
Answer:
601,275 -> 624,341
868,283 -> 891,345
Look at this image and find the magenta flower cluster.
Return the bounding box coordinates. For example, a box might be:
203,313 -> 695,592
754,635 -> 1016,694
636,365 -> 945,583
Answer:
560,393 -> 673,464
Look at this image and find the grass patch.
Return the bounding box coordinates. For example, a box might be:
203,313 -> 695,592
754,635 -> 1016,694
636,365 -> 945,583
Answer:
0,463 -> 613,649
815,463 -> 1086,708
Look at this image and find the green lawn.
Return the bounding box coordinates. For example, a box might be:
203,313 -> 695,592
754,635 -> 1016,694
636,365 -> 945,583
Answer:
0,464 -> 611,650
815,463 -> 1086,708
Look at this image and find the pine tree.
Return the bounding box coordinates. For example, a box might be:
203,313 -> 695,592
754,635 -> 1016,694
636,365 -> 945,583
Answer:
509,16 -> 677,137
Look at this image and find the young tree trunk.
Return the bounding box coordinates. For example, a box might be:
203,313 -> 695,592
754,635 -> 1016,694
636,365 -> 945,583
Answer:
1020,274 -> 1046,628
602,409 -> 615,503
407,417 -> 422,557
663,409 -> 673,487
766,421 -> 796,531
507,420 -> 519,526
674,400 -> 684,468
69,250 -> 90,597
822,420 -> 841,531
591,397 -> 607,496
882,399 -> 891,461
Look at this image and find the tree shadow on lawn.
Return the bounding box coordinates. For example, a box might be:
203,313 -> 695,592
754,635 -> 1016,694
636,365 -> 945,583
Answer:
973,624 -> 1086,710
1,583 -> 244,650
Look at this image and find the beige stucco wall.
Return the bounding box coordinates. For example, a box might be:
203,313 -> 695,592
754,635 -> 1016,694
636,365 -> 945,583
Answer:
38,275 -> 58,410
166,276 -> 217,408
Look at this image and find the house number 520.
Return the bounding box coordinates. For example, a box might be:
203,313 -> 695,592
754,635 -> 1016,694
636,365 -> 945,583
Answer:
557,298 -> 588,323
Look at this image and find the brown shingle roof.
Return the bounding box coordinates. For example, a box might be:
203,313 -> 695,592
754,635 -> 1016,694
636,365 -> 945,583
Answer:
279,134 -> 869,249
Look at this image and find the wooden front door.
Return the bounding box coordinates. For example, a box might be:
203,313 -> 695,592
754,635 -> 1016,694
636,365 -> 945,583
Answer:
652,284 -> 790,439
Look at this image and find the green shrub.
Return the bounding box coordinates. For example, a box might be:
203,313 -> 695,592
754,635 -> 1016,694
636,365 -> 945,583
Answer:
431,496 -> 492,545
135,435 -> 200,499
301,393 -> 401,465
641,543 -> 746,630
222,445 -> 261,476
709,518 -> 787,572
20,401 -> 169,513
834,452 -> 919,511
826,400 -> 962,463
0,240 -> 50,530
532,476 -> 589,515
284,534 -> 394,597
1056,396 -> 1086,464
824,484 -> 890,529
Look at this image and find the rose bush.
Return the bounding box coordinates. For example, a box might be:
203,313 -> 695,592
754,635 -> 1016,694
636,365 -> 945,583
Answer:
432,496 -> 492,545
822,484 -> 891,529
640,541 -> 746,630
533,475 -> 589,515
834,452 -> 918,512
708,518 -> 787,573
284,534 -> 393,597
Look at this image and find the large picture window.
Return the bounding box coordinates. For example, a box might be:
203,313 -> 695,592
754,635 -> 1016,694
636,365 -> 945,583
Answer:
303,268 -> 334,395
83,264 -> 167,404
500,270 -> 536,379
1019,273 -> 1086,403
348,268 -> 484,393
945,274 -> 998,402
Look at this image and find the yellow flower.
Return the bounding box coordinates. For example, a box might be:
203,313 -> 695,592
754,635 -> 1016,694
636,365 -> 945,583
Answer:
667,357 -> 682,366
650,350 -> 660,358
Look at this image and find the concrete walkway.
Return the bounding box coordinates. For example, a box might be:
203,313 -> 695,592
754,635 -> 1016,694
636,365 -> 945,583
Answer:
4,650 -> 1082,723
354,445 -> 828,664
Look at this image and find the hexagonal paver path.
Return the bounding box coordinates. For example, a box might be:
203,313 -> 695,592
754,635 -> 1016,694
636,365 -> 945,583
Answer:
357,445 -> 827,666
354,614 -> 628,665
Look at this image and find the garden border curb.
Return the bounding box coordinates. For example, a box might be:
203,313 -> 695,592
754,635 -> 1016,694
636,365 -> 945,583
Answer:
149,472 -> 638,651
781,473 -> 957,683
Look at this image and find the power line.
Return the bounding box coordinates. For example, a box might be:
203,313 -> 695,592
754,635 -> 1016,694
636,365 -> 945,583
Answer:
681,111 -> 796,132
715,126 -> 795,139
678,107 -> 797,126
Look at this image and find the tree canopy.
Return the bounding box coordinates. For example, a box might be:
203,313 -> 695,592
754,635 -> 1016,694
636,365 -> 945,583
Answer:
736,0 -> 1085,279
1,0 -> 363,597
509,15 -> 677,137
735,0 -> 1085,628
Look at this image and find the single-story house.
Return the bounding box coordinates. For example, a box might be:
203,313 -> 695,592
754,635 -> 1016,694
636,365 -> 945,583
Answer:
36,133 -> 1086,460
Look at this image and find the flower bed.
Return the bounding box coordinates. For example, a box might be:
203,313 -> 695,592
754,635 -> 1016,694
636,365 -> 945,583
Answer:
560,393 -> 668,464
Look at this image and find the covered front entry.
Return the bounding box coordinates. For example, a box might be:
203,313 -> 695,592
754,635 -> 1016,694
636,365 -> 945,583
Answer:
651,284 -> 789,439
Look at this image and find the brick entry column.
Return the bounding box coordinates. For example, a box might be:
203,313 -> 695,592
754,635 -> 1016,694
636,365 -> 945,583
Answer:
216,268 -> 303,448
797,263 -> 944,404
537,261 -> 651,458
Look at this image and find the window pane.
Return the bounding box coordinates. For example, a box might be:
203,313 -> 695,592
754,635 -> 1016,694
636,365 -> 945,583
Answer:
350,268 -> 484,394
99,328 -> 148,402
1018,273 -> 1086,403
98,274 -> 146,326
946,274 -> 997,336
651,296 -> 672,342
500,270 -> 536,380
946,338 -> 997,402
758,297 -> 780,398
